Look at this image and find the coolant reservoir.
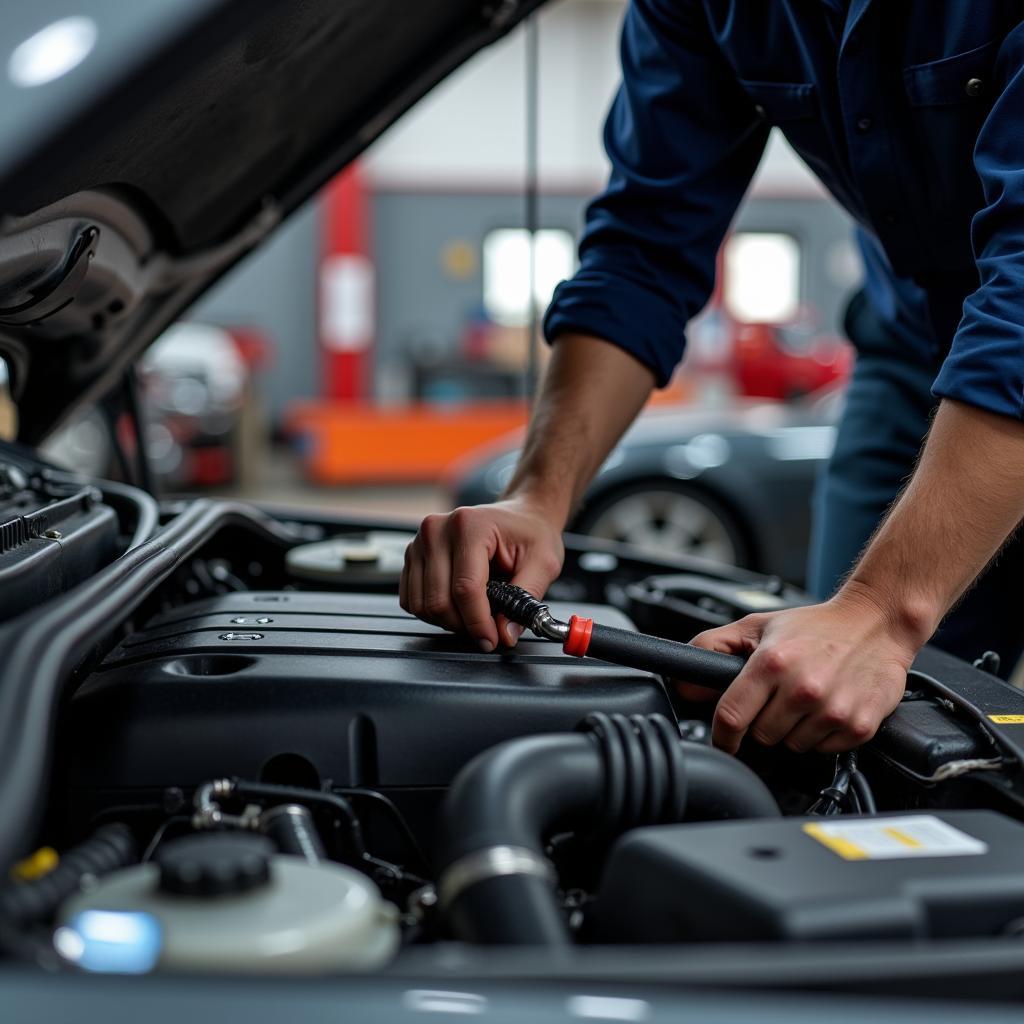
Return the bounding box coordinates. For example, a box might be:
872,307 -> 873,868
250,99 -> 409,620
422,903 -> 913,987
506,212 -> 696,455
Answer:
57,834 -> 399,974
285,531 -> 413,587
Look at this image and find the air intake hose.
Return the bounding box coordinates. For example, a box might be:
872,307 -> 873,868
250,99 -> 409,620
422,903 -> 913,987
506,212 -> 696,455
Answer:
435,713 -> 779,945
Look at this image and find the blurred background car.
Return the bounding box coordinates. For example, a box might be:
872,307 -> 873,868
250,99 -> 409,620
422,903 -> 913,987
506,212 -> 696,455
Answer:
41,322 -> 268,491
452,386 -> 844,587
138,323 -> 268,489
731,319 -> 851,401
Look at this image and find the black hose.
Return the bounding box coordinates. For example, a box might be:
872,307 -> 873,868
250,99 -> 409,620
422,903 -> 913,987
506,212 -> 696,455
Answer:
257,804 -> 326,864
231,780 -> 367,860
0,824 -> 136,928
94,477 -> 160,550
485,581 -> 746,691
435,714 -> 779,945
585,624 -> 746,692
231,779 -> 427,886
40,466 -> 159,552
337,787 -> 429,873
851,769 -> 878,814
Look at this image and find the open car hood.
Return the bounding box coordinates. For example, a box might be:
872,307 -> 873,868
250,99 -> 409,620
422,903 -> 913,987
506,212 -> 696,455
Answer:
0,0 -> 545,443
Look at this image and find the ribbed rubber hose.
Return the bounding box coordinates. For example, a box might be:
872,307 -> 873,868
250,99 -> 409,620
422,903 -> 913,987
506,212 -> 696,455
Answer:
0,823 -> 137,927
435,715 -> 779,945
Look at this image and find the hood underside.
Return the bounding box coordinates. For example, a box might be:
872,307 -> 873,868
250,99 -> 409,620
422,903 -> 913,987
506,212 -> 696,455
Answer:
0,0 -> 545,443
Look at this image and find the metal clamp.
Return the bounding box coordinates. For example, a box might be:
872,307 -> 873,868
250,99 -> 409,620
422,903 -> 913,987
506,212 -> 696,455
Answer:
437,845 -> 555,910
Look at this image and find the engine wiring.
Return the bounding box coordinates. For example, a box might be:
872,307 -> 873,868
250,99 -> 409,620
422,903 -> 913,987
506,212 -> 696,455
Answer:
189,778 -> 429,894
335,787 -> 430,875
866,680 -> 1018,788
808,752 -> 877,816
849,763 -> 877,814
909,670 -> 1024,770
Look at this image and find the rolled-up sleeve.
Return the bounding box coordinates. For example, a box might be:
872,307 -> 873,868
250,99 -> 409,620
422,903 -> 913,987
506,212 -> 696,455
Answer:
933,28 -> 1024,419
543,0 -> 769,386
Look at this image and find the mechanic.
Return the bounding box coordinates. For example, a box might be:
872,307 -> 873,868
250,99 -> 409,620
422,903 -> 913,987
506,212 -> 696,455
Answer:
401,2 -> 1024,755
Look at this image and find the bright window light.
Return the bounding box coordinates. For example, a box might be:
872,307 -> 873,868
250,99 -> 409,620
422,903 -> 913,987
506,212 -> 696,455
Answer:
723,232 -> 801,324
483,228 -> 576,327
8,16 -> 98,88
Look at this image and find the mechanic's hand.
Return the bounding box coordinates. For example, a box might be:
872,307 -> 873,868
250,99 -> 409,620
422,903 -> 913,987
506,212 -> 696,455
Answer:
400,499 -> 565,652
685,585 -> 917,754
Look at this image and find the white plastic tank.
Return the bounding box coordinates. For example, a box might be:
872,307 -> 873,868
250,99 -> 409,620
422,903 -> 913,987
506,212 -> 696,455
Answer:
56,834 -> 400,974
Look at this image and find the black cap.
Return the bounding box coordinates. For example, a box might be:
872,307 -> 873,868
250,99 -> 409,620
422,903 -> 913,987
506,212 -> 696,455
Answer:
156,834 -> 274,897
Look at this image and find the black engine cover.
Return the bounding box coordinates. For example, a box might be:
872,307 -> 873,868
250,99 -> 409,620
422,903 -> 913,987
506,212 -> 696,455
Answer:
68,592 -> 671,795
593,810 -> 1024,943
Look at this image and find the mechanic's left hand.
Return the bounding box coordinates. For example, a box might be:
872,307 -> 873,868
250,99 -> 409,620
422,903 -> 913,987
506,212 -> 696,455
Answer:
685,584 -> 918,755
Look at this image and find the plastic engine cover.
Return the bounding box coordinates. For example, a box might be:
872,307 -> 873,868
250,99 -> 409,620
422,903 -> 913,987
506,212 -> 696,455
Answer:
593,810 -> 1024,943
67,592 -> 671,796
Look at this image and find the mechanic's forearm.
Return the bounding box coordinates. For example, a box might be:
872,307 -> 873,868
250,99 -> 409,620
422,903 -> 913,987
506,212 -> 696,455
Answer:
502,334 -> 656,526
840,399 -> 1024,646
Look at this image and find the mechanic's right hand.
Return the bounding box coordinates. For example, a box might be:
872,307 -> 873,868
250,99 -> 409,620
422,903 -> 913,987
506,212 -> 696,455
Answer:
400,499 -> 565,652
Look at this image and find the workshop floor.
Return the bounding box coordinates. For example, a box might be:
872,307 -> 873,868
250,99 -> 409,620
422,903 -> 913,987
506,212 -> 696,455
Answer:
208,444 -> 448,522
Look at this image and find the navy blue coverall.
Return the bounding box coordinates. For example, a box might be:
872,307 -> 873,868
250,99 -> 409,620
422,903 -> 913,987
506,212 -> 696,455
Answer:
543,1 -> 1024,671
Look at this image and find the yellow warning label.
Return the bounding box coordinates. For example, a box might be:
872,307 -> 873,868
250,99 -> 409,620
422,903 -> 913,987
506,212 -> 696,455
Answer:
803,823 -> 867,860
802,816 -> 988,861
988,714 -> 1024,724
882,827 -> 923,849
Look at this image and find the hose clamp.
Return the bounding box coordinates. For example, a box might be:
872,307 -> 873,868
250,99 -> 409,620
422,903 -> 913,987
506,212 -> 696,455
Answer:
438,845 -> 555,910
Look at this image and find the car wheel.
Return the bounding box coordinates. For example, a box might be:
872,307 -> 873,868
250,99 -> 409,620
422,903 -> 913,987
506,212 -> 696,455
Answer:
576,483 -> 750,567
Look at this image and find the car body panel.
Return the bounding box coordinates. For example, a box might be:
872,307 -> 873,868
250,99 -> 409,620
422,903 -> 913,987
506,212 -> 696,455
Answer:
453,398 -> 839,585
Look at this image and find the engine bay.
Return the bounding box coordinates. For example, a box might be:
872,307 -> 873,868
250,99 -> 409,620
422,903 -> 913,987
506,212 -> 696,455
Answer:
4,467 -> 1024,993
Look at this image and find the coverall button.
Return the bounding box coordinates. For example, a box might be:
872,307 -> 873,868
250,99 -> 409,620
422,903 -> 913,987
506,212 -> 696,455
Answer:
966,78 -> 985,98
855,116 -> 873,133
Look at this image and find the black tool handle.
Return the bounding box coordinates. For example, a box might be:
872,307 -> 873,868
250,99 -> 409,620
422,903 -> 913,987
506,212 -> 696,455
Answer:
586,624 -> 745,692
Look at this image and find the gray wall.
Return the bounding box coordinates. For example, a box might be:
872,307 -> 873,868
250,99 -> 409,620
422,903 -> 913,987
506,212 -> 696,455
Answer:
182,187 -> 859,422
372,189 -> 860,397
372,192 -> 586,400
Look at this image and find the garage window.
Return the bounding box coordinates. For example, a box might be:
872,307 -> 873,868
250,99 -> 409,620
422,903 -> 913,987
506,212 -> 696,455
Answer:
723,232 -> 801,324
482,228 -> 575,327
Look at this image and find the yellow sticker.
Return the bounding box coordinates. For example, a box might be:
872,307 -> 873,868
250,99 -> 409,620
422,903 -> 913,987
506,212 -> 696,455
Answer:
988,715 -> 1024,724
803,823 -> 867,860
882,827 -> 923,849
802,816 -> 988,860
